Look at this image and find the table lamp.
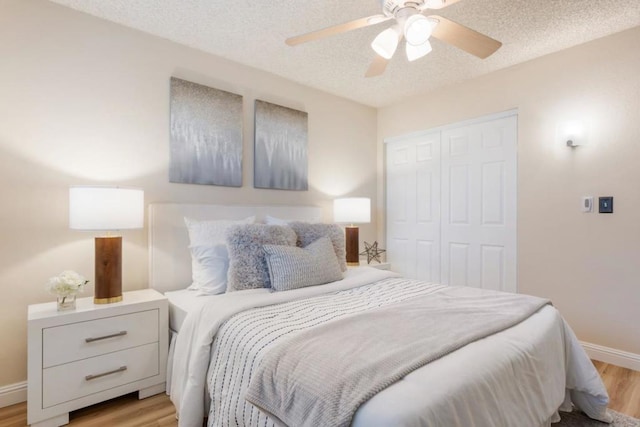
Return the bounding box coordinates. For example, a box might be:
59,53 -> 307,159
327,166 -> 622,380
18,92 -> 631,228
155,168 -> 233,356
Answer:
69,186 -> 144,304
333,197 -> 371,266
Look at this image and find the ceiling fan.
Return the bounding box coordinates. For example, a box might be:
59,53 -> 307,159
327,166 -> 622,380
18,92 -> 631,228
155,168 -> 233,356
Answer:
286,0 -> 502,77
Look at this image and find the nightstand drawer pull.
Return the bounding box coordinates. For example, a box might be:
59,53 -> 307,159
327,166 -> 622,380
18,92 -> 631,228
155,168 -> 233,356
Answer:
85,331 -> 127,343
85,366 -> 127,381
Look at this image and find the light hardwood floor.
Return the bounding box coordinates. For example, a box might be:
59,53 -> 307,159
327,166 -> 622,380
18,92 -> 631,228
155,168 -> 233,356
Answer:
593,361 -> 640,419
1,362 -> 638,426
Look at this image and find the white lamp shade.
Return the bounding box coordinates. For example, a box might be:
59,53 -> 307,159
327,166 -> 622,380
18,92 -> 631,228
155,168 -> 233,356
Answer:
404,15 -> 432,46
406,40 -> 432,61
425,0 -> 445,7
333,198 -> 371,224
371,28 -> 399,59
69,186 -> 144,230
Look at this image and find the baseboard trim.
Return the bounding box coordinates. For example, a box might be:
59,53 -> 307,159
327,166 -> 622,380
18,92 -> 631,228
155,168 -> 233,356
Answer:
581,341 -> 640,371
0,381 -> 27,408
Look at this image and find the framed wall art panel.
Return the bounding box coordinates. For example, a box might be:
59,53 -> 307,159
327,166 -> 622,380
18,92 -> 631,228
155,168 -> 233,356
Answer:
254,100 -> 308,191
169,77 -> 243,187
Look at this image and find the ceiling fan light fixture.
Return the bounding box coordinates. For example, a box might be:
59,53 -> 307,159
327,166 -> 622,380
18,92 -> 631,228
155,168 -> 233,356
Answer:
425,0 -> 446,8
406,39 -> 432,61
404,14 -> 432,46
371,27 -> 399,59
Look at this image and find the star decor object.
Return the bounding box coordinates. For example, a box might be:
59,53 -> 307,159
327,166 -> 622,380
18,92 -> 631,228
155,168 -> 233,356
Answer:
360,241 -> 386,264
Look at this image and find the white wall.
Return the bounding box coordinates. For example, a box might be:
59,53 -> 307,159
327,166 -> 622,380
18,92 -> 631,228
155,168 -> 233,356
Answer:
0,0 -> 377,388
378,27 -> 640,356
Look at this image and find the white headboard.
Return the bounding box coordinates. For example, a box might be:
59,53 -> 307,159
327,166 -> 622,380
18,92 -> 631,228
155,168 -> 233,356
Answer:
148,203 -> 323,293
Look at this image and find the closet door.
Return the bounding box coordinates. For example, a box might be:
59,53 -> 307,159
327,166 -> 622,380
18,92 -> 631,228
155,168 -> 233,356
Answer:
386,133 -> 441,282
440,115 -> 517,292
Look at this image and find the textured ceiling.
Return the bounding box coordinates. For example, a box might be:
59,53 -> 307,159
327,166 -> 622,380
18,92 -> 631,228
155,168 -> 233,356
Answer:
49,0 -> 640,107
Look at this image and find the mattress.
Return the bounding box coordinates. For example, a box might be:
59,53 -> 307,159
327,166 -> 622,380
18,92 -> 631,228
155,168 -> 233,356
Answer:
165,289 -> 209,333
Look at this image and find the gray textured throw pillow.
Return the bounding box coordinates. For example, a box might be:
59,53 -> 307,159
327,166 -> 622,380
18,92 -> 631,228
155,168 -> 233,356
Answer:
264,237 -> 343,291
226,224 -> 297,292
288,222 -> 347,271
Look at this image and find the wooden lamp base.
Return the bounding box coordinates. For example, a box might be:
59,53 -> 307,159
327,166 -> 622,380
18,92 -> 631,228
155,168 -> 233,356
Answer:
345,226 -> 360,266
94,236 -> 123,304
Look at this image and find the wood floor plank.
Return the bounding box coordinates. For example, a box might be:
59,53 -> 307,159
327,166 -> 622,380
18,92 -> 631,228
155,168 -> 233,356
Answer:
1,362 -> 637,426
593,360 -> 640,418
68,394 -> 178,427
0,402 -> 26,427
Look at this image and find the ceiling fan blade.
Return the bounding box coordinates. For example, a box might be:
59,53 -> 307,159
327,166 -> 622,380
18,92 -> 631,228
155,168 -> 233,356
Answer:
286,15 -> 391,46
365,54 -> 390,78
429,15 -> 502,59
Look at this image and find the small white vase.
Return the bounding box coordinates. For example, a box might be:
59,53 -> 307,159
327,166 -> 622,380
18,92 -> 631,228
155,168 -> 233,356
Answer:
57,294 -> 77,311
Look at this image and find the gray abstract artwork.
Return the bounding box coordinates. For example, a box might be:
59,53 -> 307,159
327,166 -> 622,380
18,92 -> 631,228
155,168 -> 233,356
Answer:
169,77 -> 243,187
254,100 -> 308,191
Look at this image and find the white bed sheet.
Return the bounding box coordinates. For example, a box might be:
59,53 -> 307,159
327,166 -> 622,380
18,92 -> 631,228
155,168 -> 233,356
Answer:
165,289 -> 209,333
165,289 -> 223,395
169,268 -> 610,427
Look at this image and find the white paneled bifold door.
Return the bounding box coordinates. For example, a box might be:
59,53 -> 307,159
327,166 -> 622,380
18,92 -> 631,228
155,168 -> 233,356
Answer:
386,132 -> 441,282
386,113 -> 517,292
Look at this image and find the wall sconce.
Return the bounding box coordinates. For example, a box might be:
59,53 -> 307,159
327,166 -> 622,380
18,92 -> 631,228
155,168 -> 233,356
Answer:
558,120 -> 587,147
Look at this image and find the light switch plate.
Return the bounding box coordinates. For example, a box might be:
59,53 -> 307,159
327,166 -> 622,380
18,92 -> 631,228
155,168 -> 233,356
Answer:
599,197 -> 614,214
581,196 -> 593,213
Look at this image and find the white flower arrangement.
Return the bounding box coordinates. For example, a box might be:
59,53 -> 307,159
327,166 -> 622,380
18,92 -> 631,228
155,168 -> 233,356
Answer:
46,270 -> 89,297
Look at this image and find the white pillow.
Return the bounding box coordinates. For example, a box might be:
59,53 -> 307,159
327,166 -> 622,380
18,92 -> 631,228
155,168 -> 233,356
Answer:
184,216 -> 255,294
184,216 -> 255,246
188,244 -> 228,295
264,215 -> 319,225
264,215 -> 290,225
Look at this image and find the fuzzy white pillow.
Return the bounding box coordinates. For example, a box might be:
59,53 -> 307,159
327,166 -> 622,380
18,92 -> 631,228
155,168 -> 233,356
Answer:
226,224 -> 297,292
184,216 -> 255,294
288,222 -> 347,272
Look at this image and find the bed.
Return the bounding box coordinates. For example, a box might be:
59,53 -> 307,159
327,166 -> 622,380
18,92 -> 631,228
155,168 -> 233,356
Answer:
149,203 -> 611,427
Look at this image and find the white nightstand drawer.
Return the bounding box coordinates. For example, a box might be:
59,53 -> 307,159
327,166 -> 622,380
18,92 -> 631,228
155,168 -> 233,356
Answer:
42,342 -> 159,408
43,309 -> 159,368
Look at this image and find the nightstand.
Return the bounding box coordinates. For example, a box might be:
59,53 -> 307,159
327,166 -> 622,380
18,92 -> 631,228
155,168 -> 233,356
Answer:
27,289 -> 168,427
349,260 -> 391,270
